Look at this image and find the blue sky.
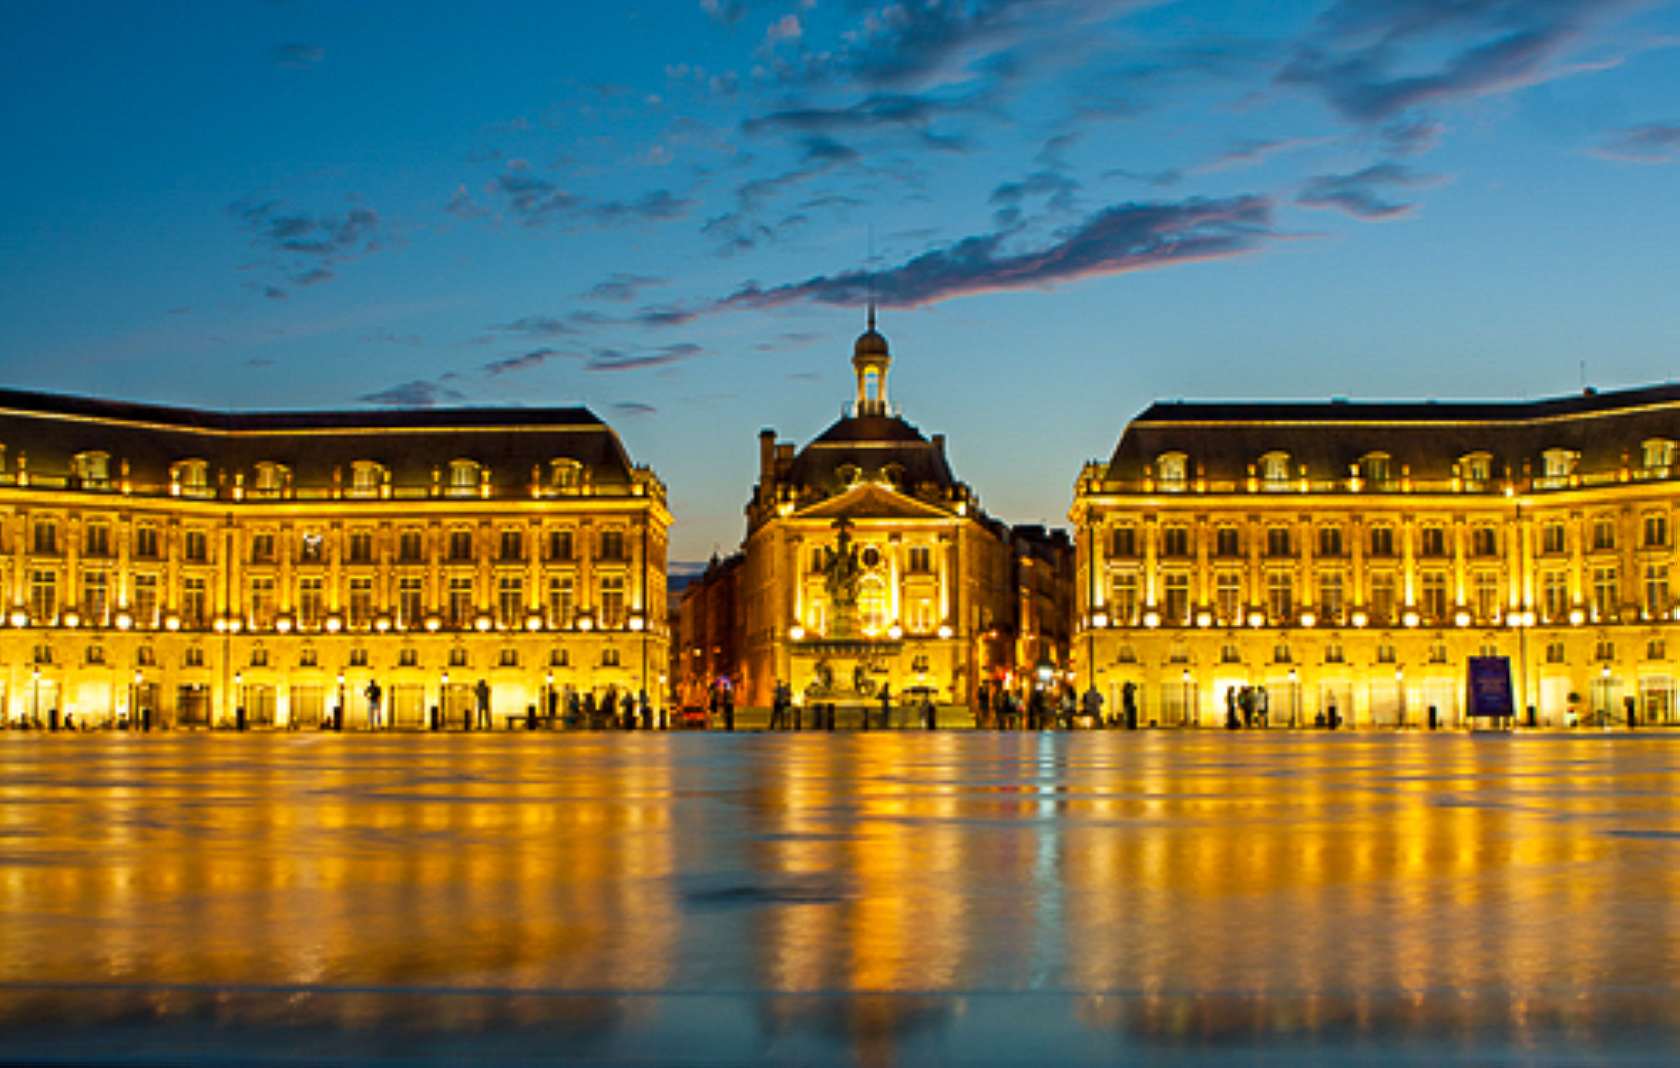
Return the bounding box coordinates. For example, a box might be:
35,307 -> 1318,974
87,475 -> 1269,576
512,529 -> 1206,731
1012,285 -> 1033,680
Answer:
3,1 -> 1680,561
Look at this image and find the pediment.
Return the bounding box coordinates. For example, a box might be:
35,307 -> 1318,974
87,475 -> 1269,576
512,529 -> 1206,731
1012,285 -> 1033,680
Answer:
794,482 -> 954,521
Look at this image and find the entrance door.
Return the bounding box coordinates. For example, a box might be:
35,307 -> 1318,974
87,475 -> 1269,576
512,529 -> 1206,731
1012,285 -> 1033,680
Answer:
1319,679 -> 1353,728
246,685 -> 277,727
443,683 -> 473,728
1640,675 -> 1674,726
290,685 -> 324,729
1368,678 -> 1401,728
176,685 -> 211,727
391,685 -> 426,729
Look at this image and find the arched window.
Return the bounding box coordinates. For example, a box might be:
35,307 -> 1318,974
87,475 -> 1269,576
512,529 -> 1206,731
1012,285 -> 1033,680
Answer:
252,461 -> 289,496
350,460 -> 385,498
72,451 -> 111,488
1358,451 -> 1392,486
1155,451 -> 1188,489
171,458 -> 210,496
549,458 -> 583,490
858,575 -> 889,634
1258,451 -> 1291,487
447,459 -> 481,497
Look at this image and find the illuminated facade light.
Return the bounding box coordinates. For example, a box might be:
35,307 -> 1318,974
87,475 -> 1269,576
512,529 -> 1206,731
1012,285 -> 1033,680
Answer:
789,624 -> 805,641
62,611 -> 81,629
1090,611 -> 1109,629
375,616 -> 392,633
887,623 -> 903,640
1454,610 -> 1471,628
526,614 -> 545,632
9,609 -> 27,628
1299,611 -> 1316,628
115,612 -> 133,631
1350,611 -> 1368,628
937,623 -> 954,640
164,614 -> 181,632
1402,610 -> 1420,628
325,615 -> 344,633
424,615 -> 441,633
1143,610 -> 1161,629
1570,608 -> 1586,626
1247,611 -> 1264,628
577,615 -> 594,632
275,615 -> 294,634
473,615 -> 492,632
628,614 -> 646,632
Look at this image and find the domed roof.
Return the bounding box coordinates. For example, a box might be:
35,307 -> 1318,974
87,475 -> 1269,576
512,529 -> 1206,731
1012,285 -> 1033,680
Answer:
853,327 -> 889,361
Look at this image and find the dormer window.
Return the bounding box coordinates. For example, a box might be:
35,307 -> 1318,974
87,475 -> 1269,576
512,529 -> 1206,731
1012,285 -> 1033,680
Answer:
448,459 -> 481,497
1541,448 -> 1578,483
72,451 -> 110,488
252,461 -> 289,496
1460,451 -> 1493,485
1259,451 -> 1291,487
550,458 -> 583,490
880,462 -> 906,487
171,459 -> 210,496
1642,439 -> 1675,474
1155,451 -> 1188,489
836,463 -> 862,486
1359,451 -> 1392,486
350,460 -> 385,498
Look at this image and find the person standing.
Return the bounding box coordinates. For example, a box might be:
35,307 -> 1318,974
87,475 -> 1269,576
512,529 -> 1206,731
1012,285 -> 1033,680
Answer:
474,678 -> 491,730
365,679 -> 383,731
878,683 -> 891,731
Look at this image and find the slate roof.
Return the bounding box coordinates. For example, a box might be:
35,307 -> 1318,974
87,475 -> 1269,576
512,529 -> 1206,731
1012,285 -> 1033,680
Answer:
783,413 -> 957,496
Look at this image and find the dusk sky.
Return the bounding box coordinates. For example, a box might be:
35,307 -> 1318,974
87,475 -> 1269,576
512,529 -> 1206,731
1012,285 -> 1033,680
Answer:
4,1 -> 1680,562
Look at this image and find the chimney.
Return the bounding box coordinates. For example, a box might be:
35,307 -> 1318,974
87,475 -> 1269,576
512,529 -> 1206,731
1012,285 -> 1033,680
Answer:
759,429 -> 777,490
932,433 -> 946,457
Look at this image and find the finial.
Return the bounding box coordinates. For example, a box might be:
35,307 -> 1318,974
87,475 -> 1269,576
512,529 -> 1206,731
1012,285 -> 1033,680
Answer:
867,299 -> 876,332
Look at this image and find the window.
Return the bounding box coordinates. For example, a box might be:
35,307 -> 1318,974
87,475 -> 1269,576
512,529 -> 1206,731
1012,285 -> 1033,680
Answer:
448,529 -> 473,562
599,529 -> 626,562
84,522 -> 110,557
250,647 -> 269,667
908,597 -> 934,633
1109,573 -> 1139,625
251,532 -> 276,564
1542,571 -> 1568,622
253,462 -> 287,496
1370,572 -> 1396,624
349,578 -> 374,628
398,577 -> 424,627
550,459 -> 583,490
497,576 -> 524,627
28,569 -> 56,621
81,570 -> 108,625
602,648 -> 621,667
299,647 -> 318,668
1376,643 -> 1396,664
1645,513 -> 1669,548
1163,573 -> 1190,625
1461,452 -> 1493,485
499,529 -> 524,562
1592,565 -> 1619,619
908,546 -> 932,572
1546,640 -> 1566,664
1273,643 -> 1293,664
1216,572 -> 1241,624
1266,571 -> 1293,621
599,575 -> 626,628
448,459 -> 481,496
348,530 -> 374,564
1117,644 -> 1137,663
449,647 -> 468,667
1470,525 -> 1499,557
547,576 -> 574,628
173,459 -> 210,495
1161,525 -> 1190,557
1259,451 -> 1291,486
399,530 -> 424,563
1265,526 -> 1291,557
298,577 -> 324,627
399,647 -> 418,667
249,577 -> 276,629
1325,642 -> 1345,664
133,574 -> 159,627
1645,563 -> 1669,617
184,530 -> 208,563
181,577 -> 207,627
134,525 -> 160,559
1318,525 -> 1343,557
32,643 -> 52,665
549,648 -> 569,667
1474,571 -> 1500,622
1359,452 -> 1392,485
1542,521 -> 1566,554
184,646 -> 205,668
1214,526 -> 1240,557
1643,438 -> 1675,472
1370,525 -> 1395,557
1592,515 -> 1616,551
548,529 -> 574,562
1318,572 -> 1344,623
350,461 -> 383,498
1420,572 -> 1448,621
349,648 -> 369,667
1156,451 -> 1188,488
1419,526 -> 1447,557
1648,639 -> 1667,661
448,577 -> 474,627
136,645 -> 156,667
1594,640 -> 1615,663
73,450 -> 110,487
498,648 -> 519,667
1220,643 -> 1241,664
32,519 -> 57,555
1542,448 -> 1578,482
1111,526 -> 1138,557
1428,642 -> 1448,664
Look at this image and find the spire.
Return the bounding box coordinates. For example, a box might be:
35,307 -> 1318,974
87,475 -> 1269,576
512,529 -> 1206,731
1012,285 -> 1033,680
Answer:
867,299 -> 876,333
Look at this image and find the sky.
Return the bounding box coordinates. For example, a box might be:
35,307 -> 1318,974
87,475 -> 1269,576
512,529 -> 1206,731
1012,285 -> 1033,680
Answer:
3,1 -> 1680,564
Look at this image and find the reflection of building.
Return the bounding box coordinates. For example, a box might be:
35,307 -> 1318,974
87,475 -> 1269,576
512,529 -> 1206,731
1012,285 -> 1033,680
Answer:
1073,385 -> 1680,728
734,314 -> 1018,709
0,389 -> 669,727
672,551 -> 743,708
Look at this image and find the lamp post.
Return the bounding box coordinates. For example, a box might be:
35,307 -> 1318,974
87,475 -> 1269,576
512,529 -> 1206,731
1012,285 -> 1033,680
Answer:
1395,666 -> 1406,729
234,670 -> 245,731
133,667 -> 146,731
441,669 -> 450,731
1181,667 -> 1193,728
545,669 -> 554,727
336,670 -> 346,732
1600,662 -> 1611,729
1288,667 -> 1299,729
32,666 -> 41,728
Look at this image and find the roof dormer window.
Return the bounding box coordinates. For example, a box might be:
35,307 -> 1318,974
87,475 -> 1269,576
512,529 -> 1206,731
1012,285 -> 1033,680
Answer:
1541,448 -> 1578,486
252,461 -> 289,496
171,458 -> 210,497
72,451 -> 110,488
1358,451 -> 1392,487
448,459 -> 481,498
1155,451 -> 1188,490
1460,451 -> 1493,486
1642,438 -> 1675,475
1259,451 -> 1291,488
350,460 -> 385,498
550,458 -> 583,490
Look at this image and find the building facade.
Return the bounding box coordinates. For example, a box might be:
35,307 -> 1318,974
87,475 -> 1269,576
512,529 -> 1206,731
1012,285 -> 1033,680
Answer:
672,551 -> 744,710
1072,385 -> 1680,729
0,389 -> 669,728
735,316 -> 1017,710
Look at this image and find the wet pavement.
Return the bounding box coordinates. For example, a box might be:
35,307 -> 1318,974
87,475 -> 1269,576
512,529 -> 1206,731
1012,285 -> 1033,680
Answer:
1,732 -> 1678,1065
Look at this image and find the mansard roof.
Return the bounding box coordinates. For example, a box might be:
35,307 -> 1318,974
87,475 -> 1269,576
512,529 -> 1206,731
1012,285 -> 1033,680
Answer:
783,412 -> 956,495
1106,382 -> 1680,484
0,387 -> 639,493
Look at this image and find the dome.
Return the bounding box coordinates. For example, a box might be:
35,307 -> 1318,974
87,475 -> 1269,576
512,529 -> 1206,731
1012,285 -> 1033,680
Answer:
853,327 -> 889,362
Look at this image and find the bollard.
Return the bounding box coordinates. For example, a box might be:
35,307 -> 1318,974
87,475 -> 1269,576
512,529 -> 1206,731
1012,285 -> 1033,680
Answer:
237,705 -> 247,732
430,705 -> 440,731
526,703 -> 537,731
1527,705 -> 1537,729
1428,705 -> 1437,731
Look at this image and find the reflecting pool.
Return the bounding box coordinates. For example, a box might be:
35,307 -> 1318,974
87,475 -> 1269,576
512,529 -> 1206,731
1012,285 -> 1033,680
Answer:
1,733 -> 1678,1064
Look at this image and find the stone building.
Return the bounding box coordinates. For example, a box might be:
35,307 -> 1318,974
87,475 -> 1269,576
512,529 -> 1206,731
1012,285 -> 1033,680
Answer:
1072,384 -> 1680,728
734,314 -> 1018,711
0,388 -> 669,728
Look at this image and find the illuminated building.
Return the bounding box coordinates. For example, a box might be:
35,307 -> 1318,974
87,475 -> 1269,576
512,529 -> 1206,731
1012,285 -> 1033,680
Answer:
733,313 -> 1018,710
1072,385 -> 1680,728
0,389 -> 669,727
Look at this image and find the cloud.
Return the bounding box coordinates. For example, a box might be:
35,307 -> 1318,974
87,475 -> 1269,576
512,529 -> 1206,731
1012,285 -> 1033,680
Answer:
633,305 -> 702,327
493,315 -> 580,338
1195,136 -> 1327,173
359,379 -> 466,407
484,347 -> 570,375
1380,117 -> 1446,156
272,43 -> 324,69
1102,166 -> 1184,188
589,189 -> 695,223
292,267 -> 333,287
587,343 -> 704,372
262,286 -> 287,300
362,332 -> 424,347
764,14 -> 802,46
230,199 -> 382,296
742,92 -> 978,143
1593,123 -> 1680,163
716,194 -> 1277,311
612,401 -> 659,417
1278,0 -> 1639,123
582,273 -> 667,302
445,183 -> 489,219
989,169 -> 1080,226
1296,162 -> 1443,219
700,0 -> 749,25
494,171 -> 582,226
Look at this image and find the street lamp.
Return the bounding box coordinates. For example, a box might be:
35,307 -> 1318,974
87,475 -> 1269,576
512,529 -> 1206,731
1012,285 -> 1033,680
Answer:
1601,662 -> 1611,728
545,669 -> 554,725
234,670 -> 244,731
132,668 -> 144,731
336,670 -> 346,731
1181,667 -> 1193,728
1287,667 -> 1299,729
31,666 -> 41,728
1395,666 -> 1406,729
